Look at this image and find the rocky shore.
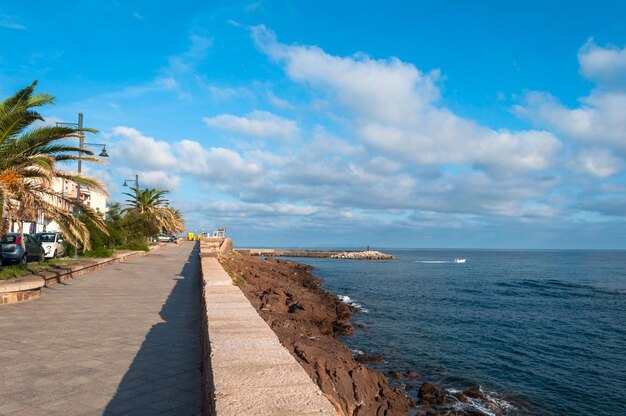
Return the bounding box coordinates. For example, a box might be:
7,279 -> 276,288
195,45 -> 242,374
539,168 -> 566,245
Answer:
330,250 -> 396,260
219,251 -> 505,416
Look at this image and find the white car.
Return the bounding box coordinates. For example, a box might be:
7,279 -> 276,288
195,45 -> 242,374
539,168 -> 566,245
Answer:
35,232 -> 66,259
156,233 -> 177,243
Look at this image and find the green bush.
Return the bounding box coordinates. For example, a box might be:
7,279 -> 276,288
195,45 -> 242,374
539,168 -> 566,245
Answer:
70,202 -> 128,255
117,240 -> 150,252
122,211 -> 159,242
104,202 -> 128,246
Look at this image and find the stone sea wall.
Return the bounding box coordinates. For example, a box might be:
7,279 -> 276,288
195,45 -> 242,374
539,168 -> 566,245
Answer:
198,238 -> 338,415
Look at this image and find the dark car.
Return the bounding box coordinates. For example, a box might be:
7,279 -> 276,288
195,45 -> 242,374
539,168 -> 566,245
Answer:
1,233 -> 45,266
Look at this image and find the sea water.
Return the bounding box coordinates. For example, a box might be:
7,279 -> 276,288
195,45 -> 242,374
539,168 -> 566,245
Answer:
294,250 -> 626,415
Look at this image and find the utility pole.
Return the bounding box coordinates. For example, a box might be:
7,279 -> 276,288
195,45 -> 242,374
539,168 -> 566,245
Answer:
74,113 -> 84,259
57,113 -> 108,259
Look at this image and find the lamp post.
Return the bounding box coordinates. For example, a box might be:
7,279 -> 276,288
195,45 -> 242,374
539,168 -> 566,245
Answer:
56,113 -> 109,259
122,174 -> 139,198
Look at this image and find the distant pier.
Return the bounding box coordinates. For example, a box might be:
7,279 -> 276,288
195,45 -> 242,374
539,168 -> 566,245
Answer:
239,248 -> 396,260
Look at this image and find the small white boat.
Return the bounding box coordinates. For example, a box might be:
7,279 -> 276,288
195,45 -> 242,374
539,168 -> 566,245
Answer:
454,258 -> 466,263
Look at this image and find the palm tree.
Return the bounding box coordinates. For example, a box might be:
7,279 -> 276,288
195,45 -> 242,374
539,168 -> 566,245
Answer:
0,81 -> 108,249
123,188 -> 185,235
160,207 -> 185,234
123,188 -> 168,215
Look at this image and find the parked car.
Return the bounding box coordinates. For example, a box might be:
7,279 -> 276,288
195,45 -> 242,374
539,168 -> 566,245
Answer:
1,233 -> 45,266
156,233 -> 177,243
35,232 -> 66,259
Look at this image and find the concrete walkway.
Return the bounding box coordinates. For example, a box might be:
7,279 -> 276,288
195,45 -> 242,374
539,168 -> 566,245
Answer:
0,241 -> 202,416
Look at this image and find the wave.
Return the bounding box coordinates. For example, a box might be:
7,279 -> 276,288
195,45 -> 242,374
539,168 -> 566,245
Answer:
448,386 -> 519,416
338,295 -> 369,313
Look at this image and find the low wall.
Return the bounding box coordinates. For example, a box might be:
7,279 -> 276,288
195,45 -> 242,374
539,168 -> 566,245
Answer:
198,238 -> 338,415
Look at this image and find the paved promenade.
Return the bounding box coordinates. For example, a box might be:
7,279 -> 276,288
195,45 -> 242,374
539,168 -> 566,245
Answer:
0,241 -> 202,416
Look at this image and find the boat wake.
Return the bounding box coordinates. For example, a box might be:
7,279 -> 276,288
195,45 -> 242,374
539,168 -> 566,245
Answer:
415,260 -> 451,264
415,259 -> 466,264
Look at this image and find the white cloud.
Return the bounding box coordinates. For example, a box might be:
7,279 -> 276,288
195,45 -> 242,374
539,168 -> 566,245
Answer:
578,39 -> 626,89
574,148 -> 623,178
186,200 -> 319,218
253,25 -> 440,125
166,35 -> 213,75
101,35 -> 213,101
177,140 -> 264,180
209,85 -> 251,100
155,77 -> 179,90
110,127 -> 177,169
139,171 -> 181,190
513,40 -> 626,181
0,15 -> 26,30
514,90 -> 626,150
358,121 -> 561,174
267,91 -> 292,109
252,25 -> 561,175
244,2 -> 262,12
203,110 -> 299,141
109,126 -> 263,185
307,127 -> 361,156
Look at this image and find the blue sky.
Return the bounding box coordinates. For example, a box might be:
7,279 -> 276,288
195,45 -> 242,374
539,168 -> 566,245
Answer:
2,1 -> 626,249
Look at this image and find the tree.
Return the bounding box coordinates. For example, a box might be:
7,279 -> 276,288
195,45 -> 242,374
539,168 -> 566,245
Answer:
162,207 -> 185,234
123,187 -> 168,215
123,187 -> 185,236
0,81 -> 108,249
104,202 -> 128,246
81,202 -> 127,251
122,210 -> 160,242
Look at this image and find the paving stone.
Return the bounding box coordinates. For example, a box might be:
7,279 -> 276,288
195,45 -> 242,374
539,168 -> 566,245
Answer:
0,396 -> 29,413
0,242 -> 202,415
3,405 -> 51,416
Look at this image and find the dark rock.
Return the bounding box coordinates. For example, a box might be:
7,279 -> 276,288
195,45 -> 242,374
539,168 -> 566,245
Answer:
288,303 -> 305,313
406,370 -> 420,378
333,322 -> 355,336
465,409 -> 490,416
355,354 -> 384,364
451,392 -> 469,403
356,323 -> 367,329
463,385 -> 485,400
389,370 -> 405,379
418,382 -> 447,407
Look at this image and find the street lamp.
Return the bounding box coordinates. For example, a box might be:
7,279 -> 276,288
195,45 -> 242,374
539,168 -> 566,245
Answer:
122,174 -> 139,198
56,113 -> 108,259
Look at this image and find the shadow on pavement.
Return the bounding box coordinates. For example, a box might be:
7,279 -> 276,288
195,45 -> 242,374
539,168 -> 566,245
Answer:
103,242 -> 203,416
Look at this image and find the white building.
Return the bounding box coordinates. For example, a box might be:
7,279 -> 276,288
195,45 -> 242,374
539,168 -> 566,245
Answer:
6,178 -> 108,234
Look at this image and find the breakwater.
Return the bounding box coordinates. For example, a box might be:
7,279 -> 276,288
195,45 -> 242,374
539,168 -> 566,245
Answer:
240,248 -> 396,260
